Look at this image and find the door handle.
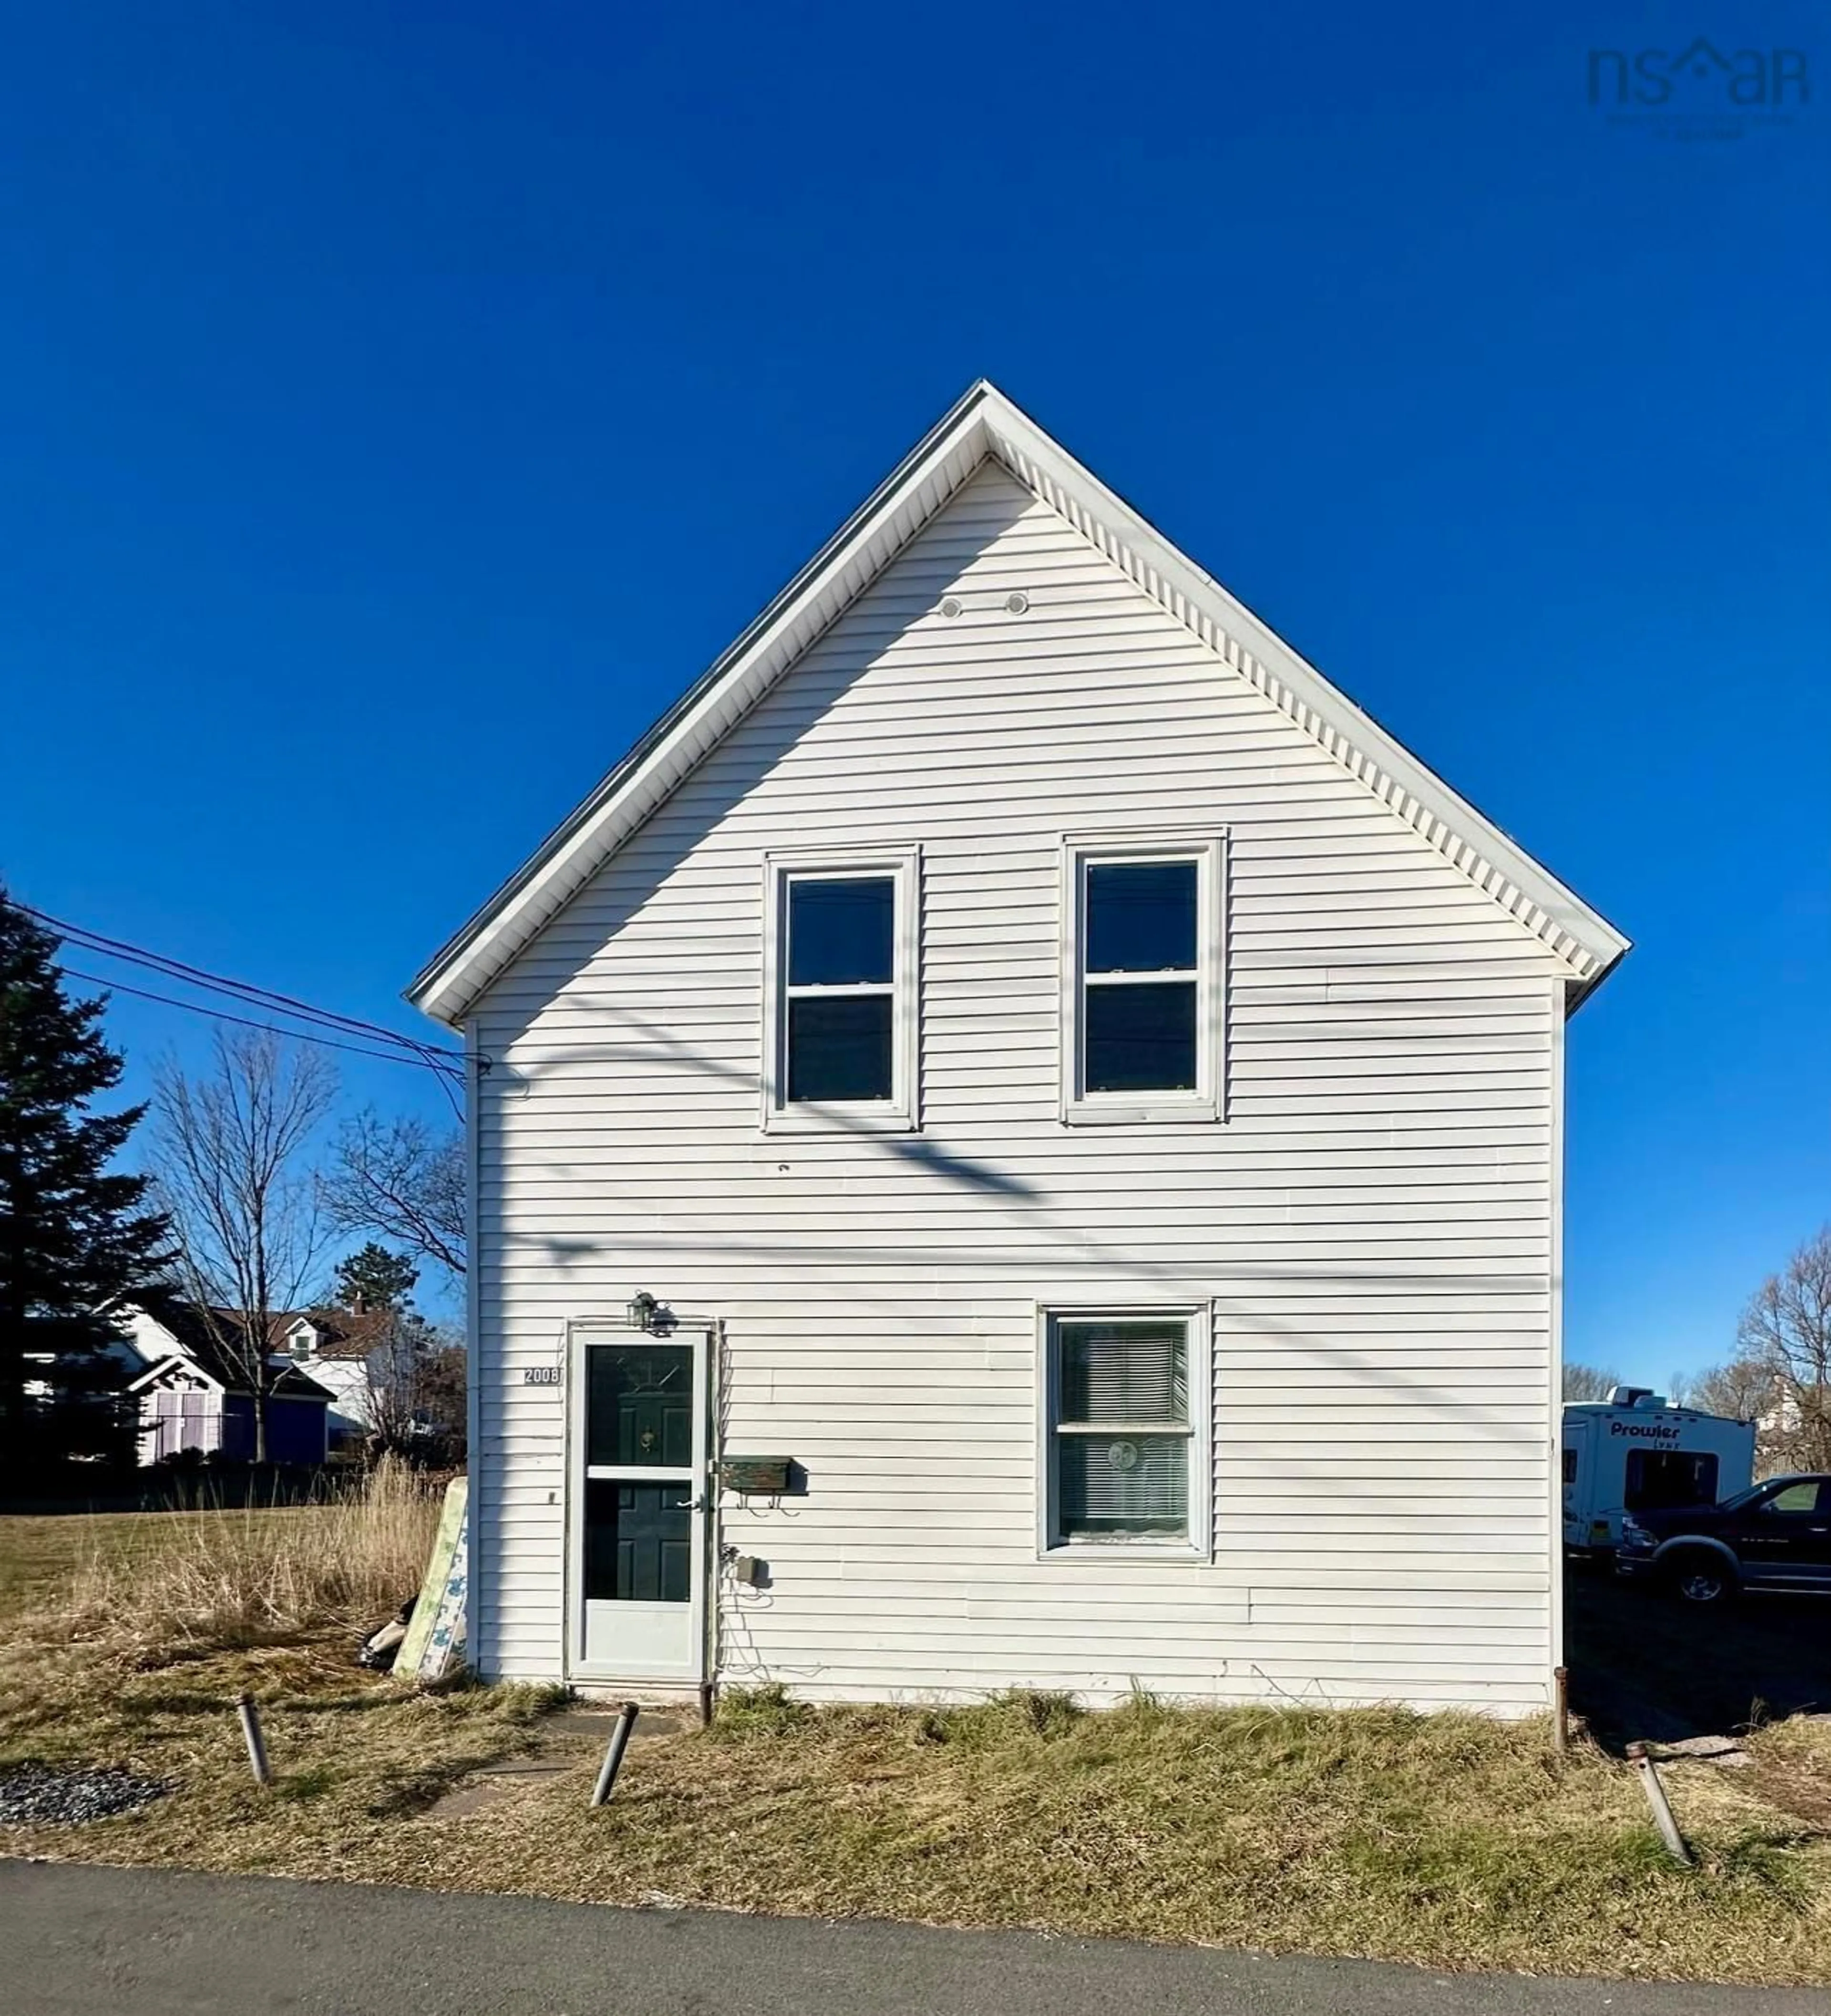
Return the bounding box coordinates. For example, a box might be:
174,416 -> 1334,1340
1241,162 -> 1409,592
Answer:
673,1494 -> 705,1512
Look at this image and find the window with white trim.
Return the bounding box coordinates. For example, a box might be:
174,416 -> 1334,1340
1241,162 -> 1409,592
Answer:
1041,1311 -> 1206,1551
1062,836 -> 1224,1123
762,848 -> 918,1131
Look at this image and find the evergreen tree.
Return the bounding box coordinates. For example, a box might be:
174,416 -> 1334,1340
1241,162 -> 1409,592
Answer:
329,1244 -> 431,1455
332,1241 -> 420,1313
0,890 -> 171,1467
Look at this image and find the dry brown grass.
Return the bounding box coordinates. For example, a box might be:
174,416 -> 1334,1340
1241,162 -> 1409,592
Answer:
5,1671 -> 1829,1984
1,1476 -> 559,1890
4,1503 -> 1831,1985
458,1688 -> 1823,1984
1744,1714 -> 1831,1832
35,1461 -> 442,1661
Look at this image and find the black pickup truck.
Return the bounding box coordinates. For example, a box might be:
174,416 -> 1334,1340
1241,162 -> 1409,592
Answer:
1615,1474 -> 1831,1603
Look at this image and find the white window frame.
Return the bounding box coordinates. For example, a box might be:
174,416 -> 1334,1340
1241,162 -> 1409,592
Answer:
1060,832 -> 1226,1125
761,844 -> 920,1135
1035,1303 -> 1212,1560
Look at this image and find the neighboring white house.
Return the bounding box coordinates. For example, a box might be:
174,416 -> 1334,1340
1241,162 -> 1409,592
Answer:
274,1308 -> 397,1445
409,381 -> 1629,1713
119,1302 -> 333,1465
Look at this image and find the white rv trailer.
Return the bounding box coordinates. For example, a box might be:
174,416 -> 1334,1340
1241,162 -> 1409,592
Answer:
1562,1387 -> 1756,1554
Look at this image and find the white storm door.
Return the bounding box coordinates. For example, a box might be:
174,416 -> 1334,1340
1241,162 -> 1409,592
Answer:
571,1328 -> 708,1681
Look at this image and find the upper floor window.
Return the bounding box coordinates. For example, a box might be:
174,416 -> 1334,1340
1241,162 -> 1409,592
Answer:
787,876 -> 895,1100
762,847 -> 919,1132
1061,835 -> 1224,1124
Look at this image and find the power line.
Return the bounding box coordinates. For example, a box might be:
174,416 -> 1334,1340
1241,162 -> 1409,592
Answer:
21,900 -> 473,1118
18,902 -> 465,1068
60,968 -> 465,1079
38,906 -> 463,1064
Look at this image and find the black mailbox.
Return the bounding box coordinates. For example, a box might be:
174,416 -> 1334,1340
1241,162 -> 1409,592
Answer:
721,1456 -> 792,1494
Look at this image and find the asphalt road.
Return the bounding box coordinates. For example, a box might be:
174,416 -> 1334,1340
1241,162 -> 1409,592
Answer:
3,1861 -> 1824,2016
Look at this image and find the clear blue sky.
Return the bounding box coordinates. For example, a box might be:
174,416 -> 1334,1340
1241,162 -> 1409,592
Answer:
1,3 -> 1825,1373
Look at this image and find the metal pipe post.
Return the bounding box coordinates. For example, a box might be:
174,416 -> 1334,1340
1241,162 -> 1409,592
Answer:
589,1701 -> 641,1807
236,1693 -> 273,1787
1626,1741 -> 1693,1866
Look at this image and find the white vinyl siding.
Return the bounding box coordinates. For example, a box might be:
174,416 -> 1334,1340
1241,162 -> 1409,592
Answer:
468,461 -> 1569,1710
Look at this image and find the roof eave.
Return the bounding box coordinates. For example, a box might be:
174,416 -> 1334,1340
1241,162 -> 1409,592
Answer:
409,379 -> 1629,1025
973,392 -> 1632,991
1564,939 -> 1633,1015
407,379 -> 1005,1026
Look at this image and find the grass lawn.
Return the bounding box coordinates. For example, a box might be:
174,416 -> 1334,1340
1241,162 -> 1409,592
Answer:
0,1511 -> 178,1618
0,1504 -> 347,1620
3,1498 -> 1830,1984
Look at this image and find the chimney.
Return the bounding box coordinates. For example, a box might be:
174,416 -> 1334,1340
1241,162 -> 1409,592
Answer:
352,1291 -> 367,1315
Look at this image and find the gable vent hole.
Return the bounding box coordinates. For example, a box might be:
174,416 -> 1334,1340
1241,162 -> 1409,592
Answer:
938,596 -> 963,619
1006,592 -> 1029,614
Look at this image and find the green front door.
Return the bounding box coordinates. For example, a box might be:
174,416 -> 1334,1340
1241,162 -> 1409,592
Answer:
575,1332 -> 707,1679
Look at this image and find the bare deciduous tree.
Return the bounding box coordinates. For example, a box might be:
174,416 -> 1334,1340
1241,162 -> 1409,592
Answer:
151,1032 -> 338,1462
1682,1357 -> 1772,1424
358,1312 -> 466,1461
1666,1354 -> 1797,1472
321,1110 -> 465,1277
359,1306 -> 435,1452
415,1330 -> 467,1459
1562,1361 -> 1624,1403
1736,1226 -> 1831,1472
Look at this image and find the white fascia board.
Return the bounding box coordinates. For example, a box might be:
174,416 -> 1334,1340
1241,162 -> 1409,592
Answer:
407,383 -> 1002,1025
980,391 -> 1630,999
125,1355 -> 225,1395
409,380 -> 1628,1025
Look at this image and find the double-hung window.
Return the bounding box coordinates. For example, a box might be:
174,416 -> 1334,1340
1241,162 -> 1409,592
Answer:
1062,835 -> 1224,1123
1040,1309 -> 1208,1553
762,847 -> 918,1131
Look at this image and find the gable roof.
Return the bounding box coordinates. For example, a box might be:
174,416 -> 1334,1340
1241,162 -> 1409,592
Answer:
126,1349 -> 335,1404
289,1307 -> 397,1361
127,1298 -> 337,1401
409,380 -> 1628,1024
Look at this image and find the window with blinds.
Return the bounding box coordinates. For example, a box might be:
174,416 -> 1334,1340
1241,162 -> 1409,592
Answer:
1049,1316 -> 1193,1541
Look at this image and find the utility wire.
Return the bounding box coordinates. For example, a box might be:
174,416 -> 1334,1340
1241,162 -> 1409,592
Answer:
22,901 -> 472,1117
44,914 -> 461,1065
19,902 -> 465,1068
59,968 -> 465,1078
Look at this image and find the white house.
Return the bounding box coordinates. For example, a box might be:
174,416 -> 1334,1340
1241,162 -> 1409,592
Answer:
409,382 -> 1628,1714
274,1308 -> 396,1445
120,1303 -> 333,1465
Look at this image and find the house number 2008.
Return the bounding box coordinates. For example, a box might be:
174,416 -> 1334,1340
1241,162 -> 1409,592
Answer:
523,1366 -> 562,1387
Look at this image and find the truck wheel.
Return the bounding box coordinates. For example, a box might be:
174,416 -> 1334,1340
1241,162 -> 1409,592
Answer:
1665,1551 -> 1737,1605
